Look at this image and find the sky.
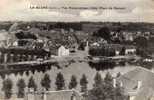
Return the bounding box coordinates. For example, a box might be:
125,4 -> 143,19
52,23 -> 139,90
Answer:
0,0 -> 154,22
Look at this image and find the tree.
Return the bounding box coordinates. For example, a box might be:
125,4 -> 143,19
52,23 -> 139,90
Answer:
41,73 -> 51,91
120,46 -> 126,55
55,72 -> 65,90
114,84 -> 127,100
87,73 -> 127,100
93,27 -> 111,41
116,72 -> 121,78
2,78 -> 13,99
134,36 -> 148,49
88,82 -> 127,100
104,72 -> 113,85
136,48 -> 147,57
104,72 -> 115,99
15,31 -> 37,40
93,72 -> 102,87
68,75 -> 78,89
89,46 -> 116,57
28,76 -> 37,91
80,74 -> 88,92
17,78 -> 26,98
88,83 -> 106,100
78,42 -> 85,50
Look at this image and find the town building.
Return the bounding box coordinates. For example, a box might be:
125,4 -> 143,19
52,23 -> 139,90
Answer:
26,89 -> 82,100
125,45 -> 136,55
0,29 -> 14,47
58,46 -> 70,57
123,32 -> 134,41
116,67 -> 154,100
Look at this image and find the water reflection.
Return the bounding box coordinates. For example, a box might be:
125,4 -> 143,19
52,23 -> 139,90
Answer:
0,65 -> 52,79
88,61 -> 115,71
88,61 -> 127,71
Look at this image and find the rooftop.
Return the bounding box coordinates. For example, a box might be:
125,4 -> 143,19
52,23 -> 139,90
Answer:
117,67 -> 154,100
34,90 -> 81,100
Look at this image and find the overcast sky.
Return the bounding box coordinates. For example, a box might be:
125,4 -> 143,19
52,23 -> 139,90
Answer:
0,0 -> 154,22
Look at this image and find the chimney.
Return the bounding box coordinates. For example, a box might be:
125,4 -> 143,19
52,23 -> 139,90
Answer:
113,78 -> 116,88
137,81 -> 142,90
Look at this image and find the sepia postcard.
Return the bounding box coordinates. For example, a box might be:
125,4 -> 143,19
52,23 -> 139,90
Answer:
0,0 -> 154,100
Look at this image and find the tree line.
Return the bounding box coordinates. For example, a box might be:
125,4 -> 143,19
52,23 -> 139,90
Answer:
2,72 -> 127,100
2,72 -> 88,99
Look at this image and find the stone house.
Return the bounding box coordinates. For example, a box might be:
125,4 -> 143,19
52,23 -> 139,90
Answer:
116,67 -> 154,100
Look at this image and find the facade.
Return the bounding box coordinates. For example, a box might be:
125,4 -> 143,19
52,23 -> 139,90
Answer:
58,46 -> 70,57
0,30 -> 13,47
123,32 -> 134,41
125,49 -> 136,55
125,46 -> 136,55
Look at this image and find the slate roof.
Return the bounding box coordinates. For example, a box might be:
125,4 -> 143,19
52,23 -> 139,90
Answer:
117,67 -> 154,100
